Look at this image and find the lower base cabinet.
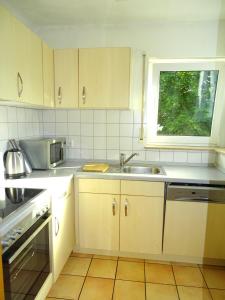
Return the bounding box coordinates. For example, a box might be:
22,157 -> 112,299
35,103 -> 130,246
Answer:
163,201 -> 225,260
120,195 -> 164,254
78,179 -> 164,255
79,193 -> 119,251
52,179 -> 75,281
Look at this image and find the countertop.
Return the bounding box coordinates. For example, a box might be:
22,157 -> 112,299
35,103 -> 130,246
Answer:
1,160 -> 225,187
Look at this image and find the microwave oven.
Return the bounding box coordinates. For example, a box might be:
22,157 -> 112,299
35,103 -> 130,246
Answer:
19,137 -> 66,169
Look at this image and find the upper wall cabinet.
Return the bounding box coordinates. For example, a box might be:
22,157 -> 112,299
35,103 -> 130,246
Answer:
79,48 -> 136,109
54,49 -> 79,108
0,5 -> 43,106
43,42 -> 55,107
0,6 -> 17,101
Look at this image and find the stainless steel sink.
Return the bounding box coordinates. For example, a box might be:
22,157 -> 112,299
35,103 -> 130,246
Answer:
121,166 -> 164,175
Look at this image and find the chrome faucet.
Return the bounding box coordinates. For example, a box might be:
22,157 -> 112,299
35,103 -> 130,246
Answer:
120,152 -> 139,167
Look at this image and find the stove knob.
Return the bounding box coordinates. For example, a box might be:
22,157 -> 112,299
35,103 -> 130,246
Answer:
8,234 -> 17,240
15,228 -> 23,235
36,211 -> 41,217
1,240 -> 11,248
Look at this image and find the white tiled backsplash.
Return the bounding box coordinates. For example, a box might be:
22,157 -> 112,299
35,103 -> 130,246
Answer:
0,105 -> 217,165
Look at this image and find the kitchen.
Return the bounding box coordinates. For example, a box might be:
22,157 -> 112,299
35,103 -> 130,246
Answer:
1,0 -> 225,299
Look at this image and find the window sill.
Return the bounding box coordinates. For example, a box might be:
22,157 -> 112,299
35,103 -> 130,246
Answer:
144,144 -> 216,151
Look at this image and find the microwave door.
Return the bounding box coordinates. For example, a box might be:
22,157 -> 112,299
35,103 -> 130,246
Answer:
50,142 -> 63,166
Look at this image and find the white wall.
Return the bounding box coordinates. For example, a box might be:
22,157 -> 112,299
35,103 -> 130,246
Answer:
37,20 -> 223,58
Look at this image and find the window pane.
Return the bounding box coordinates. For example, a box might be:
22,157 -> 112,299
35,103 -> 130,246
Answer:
157,70 -> 219,136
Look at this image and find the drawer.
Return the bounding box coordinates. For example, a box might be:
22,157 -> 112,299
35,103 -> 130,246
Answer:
78,179 -> 120,194
121,180 -> 164,197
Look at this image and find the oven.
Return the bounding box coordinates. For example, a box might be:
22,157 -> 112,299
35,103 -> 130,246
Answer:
2,211 -> 51,300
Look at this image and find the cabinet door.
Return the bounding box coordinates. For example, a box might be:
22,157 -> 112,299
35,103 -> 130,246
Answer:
79,193 -> 119,251
54,49 -> 78,108
163,201 -> 208,258
43,42 -> 54,107
27,31 -> 43,106
204,203 -> 225,259
52,181 -> 75,280
120,195 -> 164,254
79,48 -> 131,109
12,16 -> 30,102
0,6 -> 17,101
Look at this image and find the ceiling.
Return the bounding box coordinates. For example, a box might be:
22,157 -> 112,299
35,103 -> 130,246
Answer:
1,0 -> 225,27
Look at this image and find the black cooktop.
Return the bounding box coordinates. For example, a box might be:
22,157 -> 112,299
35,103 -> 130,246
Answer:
0,187 -> 44,220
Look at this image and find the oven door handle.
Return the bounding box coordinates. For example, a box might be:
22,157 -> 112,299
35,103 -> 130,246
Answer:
7,215 -> 52,264
12,248 -> 35,281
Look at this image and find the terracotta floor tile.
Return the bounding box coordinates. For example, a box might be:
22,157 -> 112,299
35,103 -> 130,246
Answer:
48,275 -> 84,300
61,257 -> 91,276
93,254 -> 118,260
173,265 -> 206,287
79,277 -> 114,300
88,258 -> 117,279
71,252 -> 93,258
201,268 -> 225,289
113,280 -> 145,300
45,298 -> 64,300
145,259 -> 171,265
145,263 -> 175,285
210,289 -> 225,300
146,283 -> 179,300
172,261 -> 198,267
177,286 -> 212,300
119,256 -> 145,263
116,261 -> 145,282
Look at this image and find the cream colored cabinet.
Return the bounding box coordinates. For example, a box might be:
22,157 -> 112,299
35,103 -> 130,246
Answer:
120,195 -> 164,254
77,179 -> 164,255
0,5 -> 17,101
52,180 -> 75,281
204,203 -> 225,259
79,48 -> 131,109
79,193 -> 120,251
163,201 -> 225,259
0,5 -> 43,105
27,31 -> 43,106
54,49 -> 79,108
43,42 -> 55,107
12,16 -> 30,102
120,180 -> 164,254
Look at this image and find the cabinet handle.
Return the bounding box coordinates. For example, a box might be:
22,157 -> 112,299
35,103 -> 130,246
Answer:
124,199 -> 128,216
58,86 -> 62,104
112,199 -> 116,216
17,72 -> 23,98
82,86 -> 86,104
55,217 -> 60,236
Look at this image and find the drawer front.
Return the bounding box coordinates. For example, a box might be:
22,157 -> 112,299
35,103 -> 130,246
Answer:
121,180 -> 164,197
78,179 -> 120,194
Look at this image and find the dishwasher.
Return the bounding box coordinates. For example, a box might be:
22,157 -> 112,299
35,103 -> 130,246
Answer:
163,183 -> 225,260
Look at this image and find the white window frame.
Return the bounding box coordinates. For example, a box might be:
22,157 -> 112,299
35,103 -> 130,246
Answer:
145,58 -> 225,147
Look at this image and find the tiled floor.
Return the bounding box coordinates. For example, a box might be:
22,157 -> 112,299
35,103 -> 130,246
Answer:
47,253 -> 225,300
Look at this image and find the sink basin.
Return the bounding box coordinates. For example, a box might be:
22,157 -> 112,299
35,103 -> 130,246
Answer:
121,166 -> 164,175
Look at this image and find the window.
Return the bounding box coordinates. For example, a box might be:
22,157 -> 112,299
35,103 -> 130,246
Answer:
146,59 -> 225,147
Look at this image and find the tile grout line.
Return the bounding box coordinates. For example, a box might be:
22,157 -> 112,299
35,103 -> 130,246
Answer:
198,266 -> 214,300
77,255 -> 93,300
171,264 -> 181,300
111,258 -> 119,300
144,262 -> 147,300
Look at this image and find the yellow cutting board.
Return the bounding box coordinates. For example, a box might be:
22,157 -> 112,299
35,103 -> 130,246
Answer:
82,163 -> 109,173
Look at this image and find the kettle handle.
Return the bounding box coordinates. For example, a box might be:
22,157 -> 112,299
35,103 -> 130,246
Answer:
3,150 -> 9,168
